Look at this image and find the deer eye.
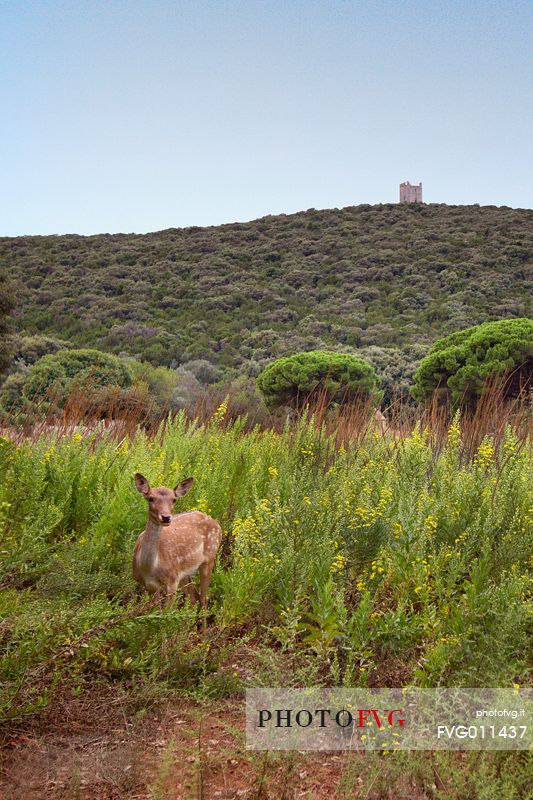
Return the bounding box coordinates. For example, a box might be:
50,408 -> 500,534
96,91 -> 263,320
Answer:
148,496 -> 154,502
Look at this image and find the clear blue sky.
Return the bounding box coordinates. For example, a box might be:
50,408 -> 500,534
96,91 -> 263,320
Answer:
1,0 -> 532,236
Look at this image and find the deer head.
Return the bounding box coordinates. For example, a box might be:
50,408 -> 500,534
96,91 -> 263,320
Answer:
134,473 -> 194,526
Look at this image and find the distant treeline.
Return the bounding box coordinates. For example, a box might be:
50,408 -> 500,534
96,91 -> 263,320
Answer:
1,203 -> 532,401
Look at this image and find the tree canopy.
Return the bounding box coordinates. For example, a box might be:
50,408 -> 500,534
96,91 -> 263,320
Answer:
257,350 -> 381,410
411,318 -> 533,407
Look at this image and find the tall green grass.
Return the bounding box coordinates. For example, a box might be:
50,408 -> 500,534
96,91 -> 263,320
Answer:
0,404 -> 531,721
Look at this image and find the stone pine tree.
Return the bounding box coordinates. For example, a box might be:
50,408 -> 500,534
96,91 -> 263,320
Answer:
0,269 -> 15,376
411,318 -> 533,408
257,350 -> 381,411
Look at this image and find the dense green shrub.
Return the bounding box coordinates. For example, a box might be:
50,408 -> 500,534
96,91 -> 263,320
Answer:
0,337 -> 73,415
11,334 -> 72,367
0,349 -> 220,423
256,350 -> 381,409
22,348 -> 131,401
0,268 -> 15,375
125,358 -> 207,415
126,358 -> 180,407
2,205 -> 531,383
0,349 -> 132,419
0,372 -> 27,410
184,358 -> 222,384
359,343 -> 427,406
412,318 -> 533,407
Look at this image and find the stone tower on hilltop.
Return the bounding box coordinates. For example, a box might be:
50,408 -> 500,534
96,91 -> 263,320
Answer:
399,181 -> 423,203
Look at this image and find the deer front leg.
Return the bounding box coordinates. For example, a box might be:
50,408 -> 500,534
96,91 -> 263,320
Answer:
179,576 -> 199,606
198,561 -> 214,609
154,579 -> 178,609
198,562 -> 215,632
144,587 -> 166,610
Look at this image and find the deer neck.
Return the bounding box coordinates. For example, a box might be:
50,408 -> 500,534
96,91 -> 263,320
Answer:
140,517 -> 163,569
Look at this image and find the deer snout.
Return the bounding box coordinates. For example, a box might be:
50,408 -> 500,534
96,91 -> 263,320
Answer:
160,514 -> 172,525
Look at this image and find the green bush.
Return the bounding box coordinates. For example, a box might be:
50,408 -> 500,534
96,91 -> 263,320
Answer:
256,350 -> 381,410
0,349 -> 132,420
127,358 -> 180,406
11,334 -> 72,366
412,318 -> 533,407
0,268 -> 15,376
23,348 -> 131,400
0,372 -> 27,410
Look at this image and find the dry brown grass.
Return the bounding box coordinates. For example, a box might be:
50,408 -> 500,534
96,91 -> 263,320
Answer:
1,373 -> 531,464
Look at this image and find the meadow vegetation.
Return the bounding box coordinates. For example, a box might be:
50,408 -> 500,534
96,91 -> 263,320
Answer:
1,401 -> 531,726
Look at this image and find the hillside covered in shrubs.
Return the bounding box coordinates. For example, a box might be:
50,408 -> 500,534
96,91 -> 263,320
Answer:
1,203 -> 532,400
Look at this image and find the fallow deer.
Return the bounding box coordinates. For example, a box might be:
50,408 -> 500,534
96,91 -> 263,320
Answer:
132,473 -> 221,609
373,408 -> 388,435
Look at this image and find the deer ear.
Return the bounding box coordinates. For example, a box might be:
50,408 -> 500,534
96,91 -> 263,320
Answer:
134,473 -> 150,496
174,477 -> 194,497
